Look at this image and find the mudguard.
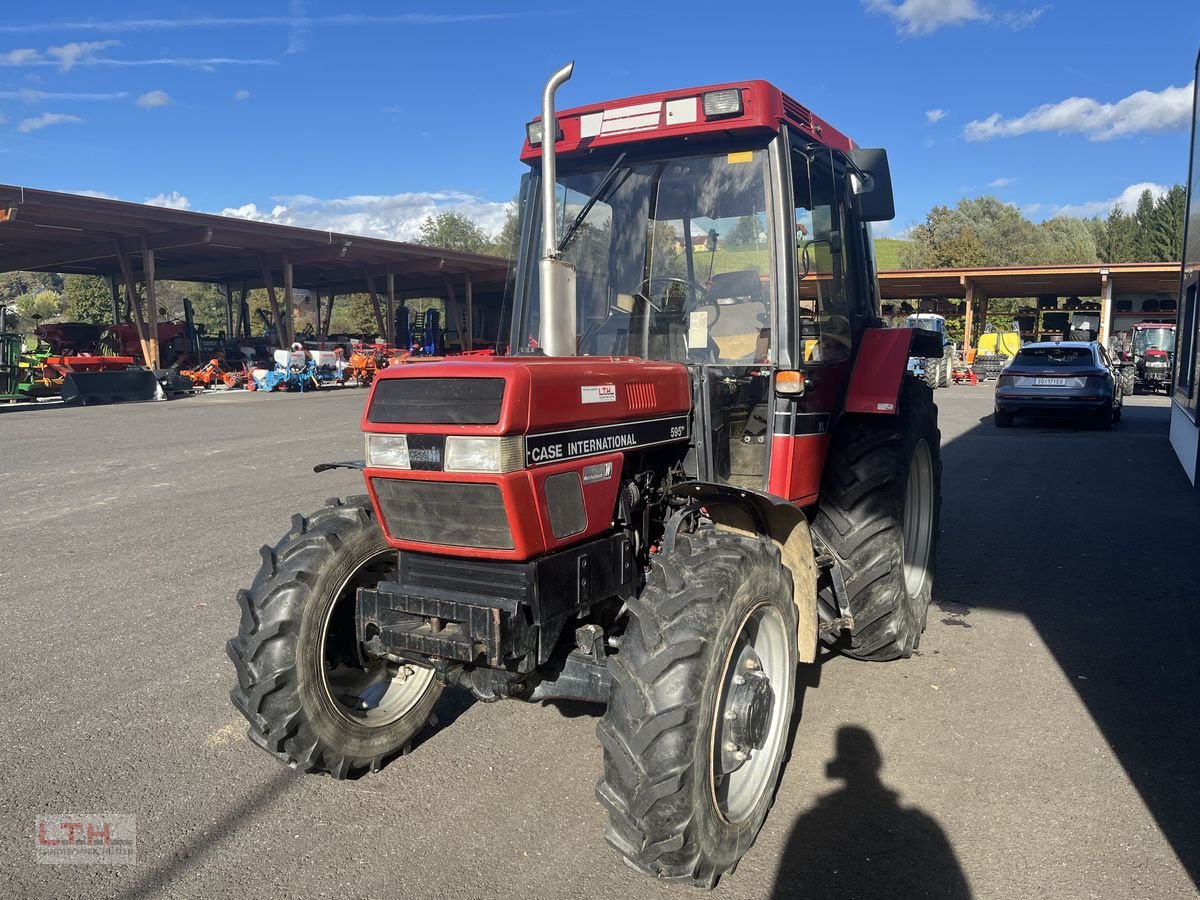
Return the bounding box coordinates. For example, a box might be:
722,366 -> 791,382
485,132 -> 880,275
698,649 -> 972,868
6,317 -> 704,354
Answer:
845,327 -> 936,415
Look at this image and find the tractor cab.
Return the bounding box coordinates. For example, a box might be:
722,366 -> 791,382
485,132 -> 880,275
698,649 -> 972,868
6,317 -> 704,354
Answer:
509,80 -> 898,499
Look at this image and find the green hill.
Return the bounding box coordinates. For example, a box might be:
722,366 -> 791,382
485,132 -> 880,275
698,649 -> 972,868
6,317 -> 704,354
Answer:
873,237 -> 911,271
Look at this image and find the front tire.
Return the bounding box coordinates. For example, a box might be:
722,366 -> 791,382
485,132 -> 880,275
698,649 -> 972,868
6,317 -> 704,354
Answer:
227,496 -> 442,778
596,528 -> 797,888
812,378 -> 941,660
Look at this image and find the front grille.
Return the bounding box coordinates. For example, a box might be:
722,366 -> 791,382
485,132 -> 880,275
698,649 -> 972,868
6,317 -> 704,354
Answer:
372,478 -> 513,549
368,377 -> 505,425
627,382 -> 657,411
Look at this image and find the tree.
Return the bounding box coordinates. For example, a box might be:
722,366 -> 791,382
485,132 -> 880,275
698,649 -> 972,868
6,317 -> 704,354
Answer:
64,275 -> 113,324
328,292 -> 381,335
15,289 -> 66,336
1148,184 -> 1185,262
730,215 -> 761,248
1132,189 -> 1159,261
1100,205 -> 1138,262
1037,216 -> 1099,264
416,212 -> 499,255
490,202 -> 519,259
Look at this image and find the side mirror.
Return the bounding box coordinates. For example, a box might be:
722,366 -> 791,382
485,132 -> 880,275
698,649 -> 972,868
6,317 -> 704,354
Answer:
846,148 -> 895,222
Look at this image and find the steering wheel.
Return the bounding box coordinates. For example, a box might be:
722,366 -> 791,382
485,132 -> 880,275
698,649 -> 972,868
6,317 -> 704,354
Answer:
636,275 -> 722,326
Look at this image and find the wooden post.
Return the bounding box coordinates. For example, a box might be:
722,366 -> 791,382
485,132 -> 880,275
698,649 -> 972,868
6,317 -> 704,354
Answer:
464,273 -> 474,351
142,239 -> 159,370
1099,272 -> 1113,346
443,277 -> 466,351
386,268 -> 396,347
282,254 -> 295,347
115,242 -> 151,366
963,278 -> 976,350
259,260 -> 286,347
107,275 -> 120,328
235,280 -> 248,338
223,282 -> 234,340
363,269 -> 387,339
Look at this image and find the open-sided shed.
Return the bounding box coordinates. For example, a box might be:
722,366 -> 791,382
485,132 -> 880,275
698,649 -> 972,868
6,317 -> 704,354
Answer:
0,184 -> 510,366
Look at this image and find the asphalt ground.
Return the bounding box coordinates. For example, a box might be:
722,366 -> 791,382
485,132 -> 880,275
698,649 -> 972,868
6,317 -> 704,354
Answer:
1,384 -> 1198,900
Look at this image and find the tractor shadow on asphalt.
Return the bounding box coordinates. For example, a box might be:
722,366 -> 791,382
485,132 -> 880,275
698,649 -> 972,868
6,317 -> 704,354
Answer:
946,397 -> 1200,889
772,725 -> 971,899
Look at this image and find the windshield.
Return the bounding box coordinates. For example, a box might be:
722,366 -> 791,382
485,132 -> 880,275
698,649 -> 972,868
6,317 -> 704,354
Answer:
1013,346 -> 1096,367
1133,327 -> 1175,353
514,148 -> 777,364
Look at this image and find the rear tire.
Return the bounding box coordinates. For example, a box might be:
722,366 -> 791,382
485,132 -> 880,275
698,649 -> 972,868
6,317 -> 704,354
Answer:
227,496 -> 441,778
938,356 -> 951,388
922,364 -> 937,389
1120,369 -> 1135,397
596,527 -> 797,888
812,378 -> 941,660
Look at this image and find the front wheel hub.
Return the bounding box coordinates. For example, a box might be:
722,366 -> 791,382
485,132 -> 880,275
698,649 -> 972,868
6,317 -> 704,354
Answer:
719,650 -> 775,773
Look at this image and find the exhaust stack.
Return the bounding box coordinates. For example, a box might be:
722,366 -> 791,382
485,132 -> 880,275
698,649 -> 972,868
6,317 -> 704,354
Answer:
538,62 -> 577,357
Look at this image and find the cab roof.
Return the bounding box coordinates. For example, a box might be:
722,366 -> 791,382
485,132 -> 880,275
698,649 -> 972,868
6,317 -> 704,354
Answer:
519,80 -> 855,163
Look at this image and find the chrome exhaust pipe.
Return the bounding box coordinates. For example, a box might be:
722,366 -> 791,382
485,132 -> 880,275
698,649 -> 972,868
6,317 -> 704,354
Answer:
538,61 -> 577,357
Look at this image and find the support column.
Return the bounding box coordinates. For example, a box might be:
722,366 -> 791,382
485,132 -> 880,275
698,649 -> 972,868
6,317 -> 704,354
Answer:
386,269 -> 396,347
259,260 -> 286,348
235,280 -> 249,339
223,282 -> 234,341
1099,271 -> 1113,346
115,242 -> 151,365
142,240 -> 159,370
962,280 -> 975,351
107,275 -> 121,328
465,274 -> 474,351
363,269 -> 386,339
443,277 -> 466,351
282,255 -> 294,347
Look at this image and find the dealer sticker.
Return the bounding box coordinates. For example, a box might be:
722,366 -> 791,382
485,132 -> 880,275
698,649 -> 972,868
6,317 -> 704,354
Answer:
581,384 -> 617,404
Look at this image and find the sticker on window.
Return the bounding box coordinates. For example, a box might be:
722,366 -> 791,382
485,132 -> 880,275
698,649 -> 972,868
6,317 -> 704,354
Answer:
688,310 -> 709,349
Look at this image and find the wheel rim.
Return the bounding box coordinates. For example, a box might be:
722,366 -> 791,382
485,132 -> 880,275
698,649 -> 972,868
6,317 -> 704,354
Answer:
710,602 -> 792,824
902,439 -> 935,598
318,548 -> 435,728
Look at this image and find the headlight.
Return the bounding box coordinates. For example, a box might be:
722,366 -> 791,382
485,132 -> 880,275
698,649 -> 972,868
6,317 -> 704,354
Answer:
366,433 -> 410,469
444,436 -> 525,473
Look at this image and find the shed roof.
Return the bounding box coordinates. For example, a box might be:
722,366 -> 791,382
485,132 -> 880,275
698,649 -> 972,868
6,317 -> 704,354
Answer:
0,184 -> 510,297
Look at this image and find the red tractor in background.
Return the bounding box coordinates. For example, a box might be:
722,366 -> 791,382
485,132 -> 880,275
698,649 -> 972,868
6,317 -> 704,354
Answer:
229,66 -> 944,887
1125,322 -> 1175,394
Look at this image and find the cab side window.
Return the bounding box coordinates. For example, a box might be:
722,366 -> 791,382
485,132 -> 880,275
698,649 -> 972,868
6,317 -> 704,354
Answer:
793,147 -> 851,363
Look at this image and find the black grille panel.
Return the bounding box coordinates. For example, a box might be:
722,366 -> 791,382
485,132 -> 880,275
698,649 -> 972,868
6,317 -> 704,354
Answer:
368,377 -> 505,425
544,471 -> 586,539
372,478 -> 513,549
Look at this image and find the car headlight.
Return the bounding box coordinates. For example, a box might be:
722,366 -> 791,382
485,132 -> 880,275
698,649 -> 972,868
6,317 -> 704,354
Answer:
444,436 -> 525,473
366,433 -> 410,469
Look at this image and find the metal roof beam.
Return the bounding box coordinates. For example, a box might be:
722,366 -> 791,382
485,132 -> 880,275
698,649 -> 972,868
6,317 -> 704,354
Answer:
0,226 -> 213,273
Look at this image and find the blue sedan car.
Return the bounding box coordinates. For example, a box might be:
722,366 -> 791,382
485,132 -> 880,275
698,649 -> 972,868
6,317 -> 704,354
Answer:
994,341 -> 1123,430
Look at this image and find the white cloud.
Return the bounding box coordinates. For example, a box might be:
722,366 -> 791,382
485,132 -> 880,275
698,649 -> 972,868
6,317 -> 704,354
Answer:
921,137 -> 936,149
925,108 -> 946,123
47,40 -> 120,71
863,0 -> 987,36
234,89 -> 251,100
988,177 -> 1014,188
966,81 -> 1195,141
0,13 -> 518,34
0,48 -> 41,65
0,88 -> 127,102
17,112 -> 83,133
136,89 -> 171,109
1001,7 -> 1046,29
71,189 -> 118,200
145,191 -> 190,210
219,191 -> 511,242
1045,182 -> 1169,219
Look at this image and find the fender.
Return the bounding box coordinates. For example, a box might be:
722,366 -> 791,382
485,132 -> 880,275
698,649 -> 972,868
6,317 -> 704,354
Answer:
845,326 -> 941,415
668,481 -> 819,663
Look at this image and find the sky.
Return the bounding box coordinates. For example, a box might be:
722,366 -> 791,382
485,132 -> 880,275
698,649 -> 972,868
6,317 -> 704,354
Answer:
0,1 -> 1197,241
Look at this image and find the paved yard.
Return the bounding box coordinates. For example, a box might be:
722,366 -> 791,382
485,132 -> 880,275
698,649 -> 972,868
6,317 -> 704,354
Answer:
0,385 -> 1197,899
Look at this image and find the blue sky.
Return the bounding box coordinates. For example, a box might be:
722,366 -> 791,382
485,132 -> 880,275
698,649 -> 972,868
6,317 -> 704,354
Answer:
0,1 -> 1197,241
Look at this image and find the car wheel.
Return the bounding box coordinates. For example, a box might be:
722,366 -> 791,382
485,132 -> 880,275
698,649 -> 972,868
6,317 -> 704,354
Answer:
994,410 -> 1014,428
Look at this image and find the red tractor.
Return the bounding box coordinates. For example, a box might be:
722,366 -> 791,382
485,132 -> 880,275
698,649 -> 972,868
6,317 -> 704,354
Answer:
1126,322 -> 1175,394
229,66 -> 943,886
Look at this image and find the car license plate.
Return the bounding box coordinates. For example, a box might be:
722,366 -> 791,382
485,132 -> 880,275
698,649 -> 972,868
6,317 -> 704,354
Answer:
1033,378 -> 1066,386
